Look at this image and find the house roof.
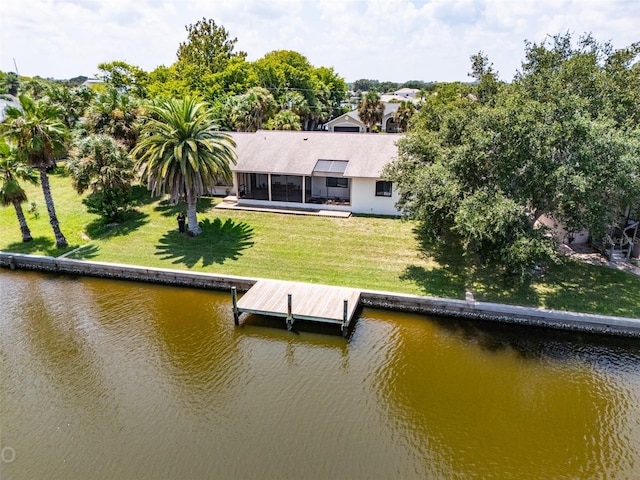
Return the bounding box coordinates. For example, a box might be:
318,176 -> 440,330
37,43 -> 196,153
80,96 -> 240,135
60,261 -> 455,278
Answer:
326,103 -> 400,128
395,88 -> 419,96
230,130 -> 402,178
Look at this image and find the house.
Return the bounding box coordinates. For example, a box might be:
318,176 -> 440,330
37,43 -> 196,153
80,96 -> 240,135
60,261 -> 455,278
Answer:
229,130 -> 402,216
82,78 -> 104,88
380,88 -> 421,104
326,103 -> 401,133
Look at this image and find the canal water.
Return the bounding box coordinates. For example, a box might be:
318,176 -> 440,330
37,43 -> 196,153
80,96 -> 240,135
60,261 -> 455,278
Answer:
1,270 -> 639,479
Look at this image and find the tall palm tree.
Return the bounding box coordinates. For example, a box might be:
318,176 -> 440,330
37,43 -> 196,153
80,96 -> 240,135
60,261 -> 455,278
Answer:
0,138 -> 39,242
357,91 -> 385,132
393,100 -> 416,132
1,94 -> 70,248
132,96 -> 236,236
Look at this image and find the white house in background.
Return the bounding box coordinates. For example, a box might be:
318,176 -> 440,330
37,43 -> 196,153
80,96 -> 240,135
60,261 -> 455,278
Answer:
380,88 -> 421,104
326,103 -> 401,133
82,78 -> 104,88
229,130 -> 403,216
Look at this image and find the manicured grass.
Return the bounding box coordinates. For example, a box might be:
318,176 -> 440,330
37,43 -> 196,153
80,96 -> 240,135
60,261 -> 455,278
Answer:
2,170 -> 639,318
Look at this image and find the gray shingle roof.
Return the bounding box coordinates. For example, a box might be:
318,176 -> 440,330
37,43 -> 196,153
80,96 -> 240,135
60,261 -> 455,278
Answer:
229,130 -> 402,178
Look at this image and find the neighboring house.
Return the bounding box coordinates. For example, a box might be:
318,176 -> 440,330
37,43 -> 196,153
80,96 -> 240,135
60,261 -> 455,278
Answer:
326,103 -> 401,133
325,111 -> 366,133
82,78 -> 104,88
229,130 -> 403,216
380,88 -> 421,104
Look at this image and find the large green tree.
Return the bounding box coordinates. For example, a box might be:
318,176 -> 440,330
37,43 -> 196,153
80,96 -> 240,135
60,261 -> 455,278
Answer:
132,96 -> 236,236
253,50 -> 343,130
177,18 -> 246,74
1,94 -> 70,248
385,33 -> 640,278
0,138 -> 39,242
97,61 -> 149,98
175,17 -> 247,97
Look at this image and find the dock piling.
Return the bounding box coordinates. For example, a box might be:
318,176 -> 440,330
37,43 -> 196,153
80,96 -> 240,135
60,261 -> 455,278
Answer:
231,286 -> 239,325
286,293 -> 294,330
342,299 -> 349,337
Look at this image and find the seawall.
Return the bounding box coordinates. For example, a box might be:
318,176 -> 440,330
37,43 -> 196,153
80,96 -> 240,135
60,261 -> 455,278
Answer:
1,252 -> 639,337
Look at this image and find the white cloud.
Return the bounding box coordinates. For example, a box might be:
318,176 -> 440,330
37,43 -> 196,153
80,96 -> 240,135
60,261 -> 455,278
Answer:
1,0 -> 638,82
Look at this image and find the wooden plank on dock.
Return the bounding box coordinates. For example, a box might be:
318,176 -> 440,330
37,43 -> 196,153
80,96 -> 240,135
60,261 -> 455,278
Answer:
234,280 -> 361,332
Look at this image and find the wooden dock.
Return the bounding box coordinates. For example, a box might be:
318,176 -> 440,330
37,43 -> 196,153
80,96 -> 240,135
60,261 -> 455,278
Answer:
232,280 -> 361,336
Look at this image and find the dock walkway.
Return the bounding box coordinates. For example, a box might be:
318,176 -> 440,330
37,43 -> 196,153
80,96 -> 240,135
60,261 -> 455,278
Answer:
232,280 -> 361,335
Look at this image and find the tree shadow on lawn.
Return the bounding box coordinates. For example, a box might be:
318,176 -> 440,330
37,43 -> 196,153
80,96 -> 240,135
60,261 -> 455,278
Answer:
400,226 -> 542,306
400,231 -> 470,299
535,259 -> 640,318
66,244 -> 101,260
154,197 -> 215,217
84,210 -> 149,240
3,236 -> 59,256
130,184 -> 159,207
155,217 -> 254,267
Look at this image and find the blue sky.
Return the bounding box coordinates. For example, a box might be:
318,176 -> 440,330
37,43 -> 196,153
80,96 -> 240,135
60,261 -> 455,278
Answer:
1,0 -> 638,83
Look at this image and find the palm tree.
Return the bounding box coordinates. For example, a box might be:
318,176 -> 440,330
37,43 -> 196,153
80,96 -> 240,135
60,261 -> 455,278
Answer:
1,72 -> 20,96
67,134 -> 136,221
132,96 -> 236,236
393,100 -> 416,132
0,138 -> 39,242
358,91 -> 385,132
47,84 -> 95,129
1,94 -> 69,248
266,110 -> 302,130
85,87 -> 141,150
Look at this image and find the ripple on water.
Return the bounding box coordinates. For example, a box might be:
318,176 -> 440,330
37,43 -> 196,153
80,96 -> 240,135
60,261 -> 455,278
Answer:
2,271 -> 640,480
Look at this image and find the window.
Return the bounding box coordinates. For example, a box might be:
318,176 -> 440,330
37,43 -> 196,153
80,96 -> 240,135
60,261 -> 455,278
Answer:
375,181 -> 392,197
326,177 -> 348,188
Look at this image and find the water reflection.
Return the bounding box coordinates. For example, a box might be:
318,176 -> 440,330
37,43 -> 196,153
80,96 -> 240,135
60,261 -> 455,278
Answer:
1,270 -> 639,479
363,309 -> 640,479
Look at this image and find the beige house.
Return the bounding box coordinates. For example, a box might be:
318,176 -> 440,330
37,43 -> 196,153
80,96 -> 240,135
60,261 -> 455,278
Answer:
326,103 -> 401,133
229,130 -> 403,215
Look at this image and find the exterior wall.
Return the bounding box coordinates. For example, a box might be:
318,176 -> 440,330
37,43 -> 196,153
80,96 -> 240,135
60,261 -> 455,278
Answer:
350,178 -> 400,215
326,113 -> 365,132
537,214 -> 589,245
236,178 -> 400,215
207,185 -> 236,196
234,173 -> 401,216
381,113 -> 396,132
311,177 -> 350,200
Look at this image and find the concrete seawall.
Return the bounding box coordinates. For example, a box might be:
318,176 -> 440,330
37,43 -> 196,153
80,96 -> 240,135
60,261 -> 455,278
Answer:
2,252 -> 639,338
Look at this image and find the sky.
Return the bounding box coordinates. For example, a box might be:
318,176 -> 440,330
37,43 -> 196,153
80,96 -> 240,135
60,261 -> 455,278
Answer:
1,0 -> 638,84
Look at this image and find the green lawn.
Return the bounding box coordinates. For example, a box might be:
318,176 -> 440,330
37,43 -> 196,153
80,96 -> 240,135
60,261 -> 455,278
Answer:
2,170 -> 639,318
